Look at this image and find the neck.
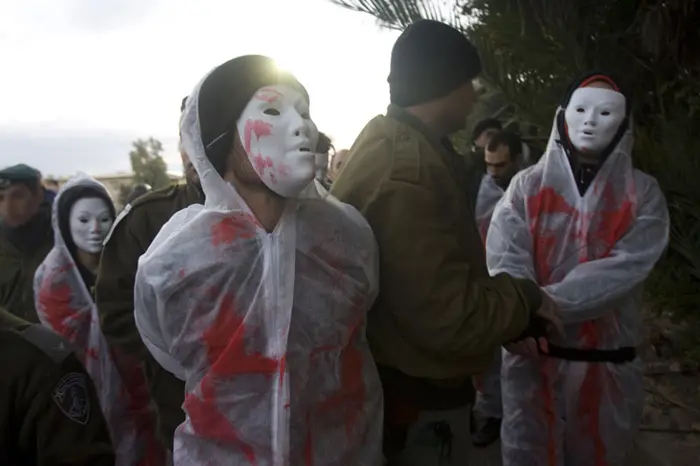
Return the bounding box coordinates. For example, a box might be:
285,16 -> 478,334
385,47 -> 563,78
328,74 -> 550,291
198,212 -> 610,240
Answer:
76,249 -> 100,275
228,177 -> 287,233
404,105 -> 450,139
576,151 -> 600,166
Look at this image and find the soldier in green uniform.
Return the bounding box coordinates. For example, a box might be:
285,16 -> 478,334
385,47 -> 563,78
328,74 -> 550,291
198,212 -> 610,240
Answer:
95,96 -> 203,453
0,164 -> 54,322
0,307 -> 115,465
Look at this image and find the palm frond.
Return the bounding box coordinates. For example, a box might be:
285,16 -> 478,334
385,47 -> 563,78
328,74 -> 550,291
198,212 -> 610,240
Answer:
330,0 -> 463,31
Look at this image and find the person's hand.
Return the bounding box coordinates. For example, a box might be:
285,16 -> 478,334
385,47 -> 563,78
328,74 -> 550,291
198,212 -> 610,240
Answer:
535,291 -> 564,352
504,338 -> 540,358
505,291 -> 563,358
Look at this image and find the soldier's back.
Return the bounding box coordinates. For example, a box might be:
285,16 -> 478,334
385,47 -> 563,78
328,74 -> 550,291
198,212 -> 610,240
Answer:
0,309 -> 115,466
96,181 -> 202,451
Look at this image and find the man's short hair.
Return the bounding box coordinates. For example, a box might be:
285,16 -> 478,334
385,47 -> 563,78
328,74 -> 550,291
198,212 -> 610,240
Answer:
486,130 -> 522,161
471,118 -> 502,142
316,132 -> 333,155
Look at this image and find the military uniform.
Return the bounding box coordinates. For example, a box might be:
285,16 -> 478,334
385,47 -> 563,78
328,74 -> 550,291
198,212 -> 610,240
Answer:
96,181 -> 202,449
0,164 -> 53,322
0,308 -> 114,465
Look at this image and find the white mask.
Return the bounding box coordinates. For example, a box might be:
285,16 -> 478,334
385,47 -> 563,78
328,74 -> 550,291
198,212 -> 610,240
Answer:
564,87 -> 626,154
69,197 -> 114,254
236,84 -> 319,197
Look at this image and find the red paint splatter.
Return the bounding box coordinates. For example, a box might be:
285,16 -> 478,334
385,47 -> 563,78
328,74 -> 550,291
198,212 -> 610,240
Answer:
211,214 -> 259,246
278,355 -> 286,389
184,376 -> 257,464
278,163 -> 291,176
536,359 -> 558,466
304,412 -> 314,466
244,119 -> 272,153
201,293 -> 279,377
526,178 -> 639,465
255,88 -> 283,103
183,292 -> 288,462
111,349 -> 165,464
253,153 -> 275,177
38,269 -> 89,348
527,186 -> 576,218
315,318 -> 366,438
592,200 -> 633,259
527,187 -> 577,285
576,321 -> 607,465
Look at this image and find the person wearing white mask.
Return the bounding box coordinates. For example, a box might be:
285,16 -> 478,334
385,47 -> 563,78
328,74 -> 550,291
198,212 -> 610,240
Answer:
34,174 -> 145,465
133,55 -> 383,465
486,72 -> 670,465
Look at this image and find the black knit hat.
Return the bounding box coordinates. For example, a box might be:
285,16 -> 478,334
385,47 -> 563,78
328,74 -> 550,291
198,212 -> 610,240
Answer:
388,20 -> 481,107
197,55 -> 309,176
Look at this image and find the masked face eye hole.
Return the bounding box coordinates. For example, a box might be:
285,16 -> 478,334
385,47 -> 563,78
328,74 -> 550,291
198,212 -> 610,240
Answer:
264,108 -> 280,116
601,110 -> 611,116
576,107 -> 585,113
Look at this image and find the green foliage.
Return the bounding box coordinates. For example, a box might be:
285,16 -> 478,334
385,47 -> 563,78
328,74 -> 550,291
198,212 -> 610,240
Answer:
129,137 -> 170,190
330,0 -> 700,353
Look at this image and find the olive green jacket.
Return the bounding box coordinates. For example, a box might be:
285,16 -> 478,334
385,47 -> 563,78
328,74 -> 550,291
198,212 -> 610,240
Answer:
95,182 -> 202,449
0,208 -> 53,323
331,106 -> 541,381
0,308 -> 114,465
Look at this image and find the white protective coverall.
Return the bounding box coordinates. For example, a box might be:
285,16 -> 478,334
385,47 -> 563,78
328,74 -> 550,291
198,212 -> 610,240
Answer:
472,174 -> 505,420
134,73 -> 383,465
486,111 -> 669,465
34,174 -> 141,466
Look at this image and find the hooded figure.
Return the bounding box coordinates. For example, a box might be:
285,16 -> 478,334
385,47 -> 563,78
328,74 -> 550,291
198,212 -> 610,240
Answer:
486,73 -> 670,465
134,55 -> 383,465
33,174 -> 150,465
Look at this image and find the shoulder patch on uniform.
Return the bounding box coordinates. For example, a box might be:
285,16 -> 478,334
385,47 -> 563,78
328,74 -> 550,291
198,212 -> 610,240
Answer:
51,372 -> 91,425
21,324 -> 73,364
103,203 -> 132,245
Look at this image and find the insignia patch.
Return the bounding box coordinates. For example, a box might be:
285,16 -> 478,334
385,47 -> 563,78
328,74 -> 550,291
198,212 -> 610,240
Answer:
51,373 -> 91,425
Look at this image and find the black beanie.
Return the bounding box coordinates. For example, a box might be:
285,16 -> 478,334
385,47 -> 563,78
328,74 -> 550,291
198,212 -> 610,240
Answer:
197,55 -> 309,176
388,20 -> 481,107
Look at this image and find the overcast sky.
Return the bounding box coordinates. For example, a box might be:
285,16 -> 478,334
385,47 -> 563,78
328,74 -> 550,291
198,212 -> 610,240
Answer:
0,0 -> 399,177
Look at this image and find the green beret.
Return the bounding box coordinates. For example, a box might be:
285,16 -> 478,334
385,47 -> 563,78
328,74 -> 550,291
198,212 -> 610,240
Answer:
0,164 -> 41,189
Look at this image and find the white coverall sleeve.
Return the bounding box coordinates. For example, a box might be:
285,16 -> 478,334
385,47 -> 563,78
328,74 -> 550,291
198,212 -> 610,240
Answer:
486,176 -> 538,282
542,178 -> 670,323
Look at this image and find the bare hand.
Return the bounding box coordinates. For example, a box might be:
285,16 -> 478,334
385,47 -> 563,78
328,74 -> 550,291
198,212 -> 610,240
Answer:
535,291 -> 564,341
505,292 -> 563,358
504,338 -> 541,357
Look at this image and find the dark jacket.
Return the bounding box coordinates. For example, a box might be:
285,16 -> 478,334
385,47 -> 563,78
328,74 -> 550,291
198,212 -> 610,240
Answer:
0,202 -> 53,322
95,181 -> 202,449
0,308 -> 114,465
331,106 -> 541,407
